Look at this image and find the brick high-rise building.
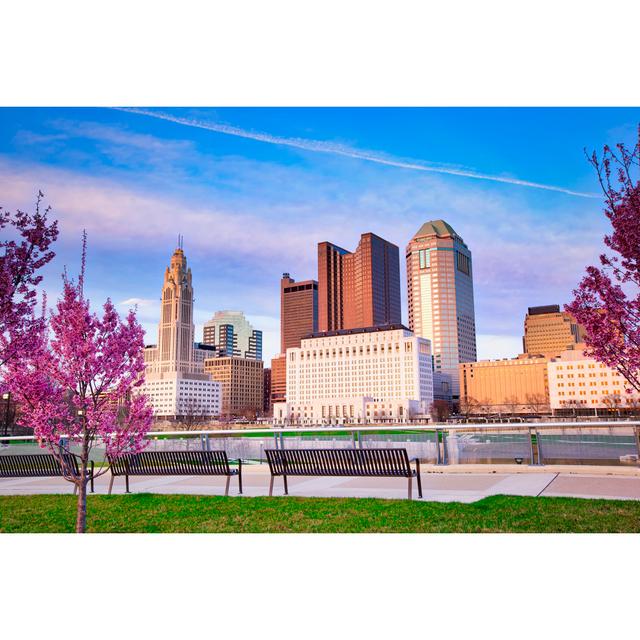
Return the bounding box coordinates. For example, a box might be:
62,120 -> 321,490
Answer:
406,220 -> 477,402
523,305 -> 585,356
263,367 -> 272,414
280,273 -> 318,353
317,232 -> 401,332
270,354 -> 287,408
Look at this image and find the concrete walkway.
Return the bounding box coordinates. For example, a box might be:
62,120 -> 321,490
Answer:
2,464 -> 640,502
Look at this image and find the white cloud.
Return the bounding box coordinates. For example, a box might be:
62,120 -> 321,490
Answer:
0,157 -> 320,267
118,107 -> 599,198
118,297 -> 156,307
0,129 -> 609,364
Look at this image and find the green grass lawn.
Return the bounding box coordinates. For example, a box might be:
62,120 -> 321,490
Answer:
1,494 -> 639,532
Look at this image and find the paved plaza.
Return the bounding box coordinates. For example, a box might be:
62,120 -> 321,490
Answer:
2,464 -> 640,502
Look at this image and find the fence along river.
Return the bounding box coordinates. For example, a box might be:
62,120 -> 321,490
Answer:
2,422 -> 639,468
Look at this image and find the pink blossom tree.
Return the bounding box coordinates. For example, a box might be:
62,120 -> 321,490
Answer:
8,235 -> 153,533
1,191 -> 58,369
567,126 -> 640,393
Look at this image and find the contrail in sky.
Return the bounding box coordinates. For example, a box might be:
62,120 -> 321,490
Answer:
116,107 -> 598,198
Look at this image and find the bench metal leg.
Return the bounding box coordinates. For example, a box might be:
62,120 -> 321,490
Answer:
408,475 -> 413,500
415,459 -> 423,499
269,475 -> 274,497
238,460 -> 243,495
283,474 -> 289,496
125,473 -> 130,494
224,475 -> 231,497
108,474 -> 115,495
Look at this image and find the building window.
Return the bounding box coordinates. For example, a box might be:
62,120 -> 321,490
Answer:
456,251 -> 470,275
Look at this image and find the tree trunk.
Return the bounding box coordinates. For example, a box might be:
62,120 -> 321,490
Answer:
75,424 -> 90,533
75,478 -> 87,533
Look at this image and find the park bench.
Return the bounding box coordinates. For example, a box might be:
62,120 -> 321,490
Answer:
0,453 -> 95,493
265,448 -> 422,499
107,450 -> 242,496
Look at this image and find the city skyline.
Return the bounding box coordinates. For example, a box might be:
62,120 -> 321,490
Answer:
2,107 -> 639,363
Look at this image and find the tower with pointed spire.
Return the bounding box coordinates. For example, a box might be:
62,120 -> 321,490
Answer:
157,245 -> 195,373
139,241 -> 222,420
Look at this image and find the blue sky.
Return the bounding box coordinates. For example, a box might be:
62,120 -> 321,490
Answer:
1,107 -> 638,362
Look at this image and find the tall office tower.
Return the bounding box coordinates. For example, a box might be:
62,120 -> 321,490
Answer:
140,241 -> 221,418
281,273 -> 318,352
523,305 -> 585,356
406,220 -> 477,402
145,243 -> 196,374
317,232 -> 401,332
203,310 -> 263,360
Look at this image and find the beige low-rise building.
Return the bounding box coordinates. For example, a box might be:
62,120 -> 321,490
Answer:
547,348 -> 640,413
459,355 -> 550,415
204,356 -> 264,417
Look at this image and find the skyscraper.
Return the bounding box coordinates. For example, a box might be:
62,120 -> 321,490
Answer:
203,310 -> 263,360
317,232 -> 401,332
140,242 -> 221,419
406,220 -> 477,401
156,245 -> 195,374
523,305 -> 585,356
280,273 -> 318,352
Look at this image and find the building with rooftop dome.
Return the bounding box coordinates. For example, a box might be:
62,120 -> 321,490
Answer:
406,220 -> 477,403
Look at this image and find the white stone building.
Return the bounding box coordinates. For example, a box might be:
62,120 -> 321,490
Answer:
142,372 -> 221,418
273,325 -> 433,425
547,348 -> 640,412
